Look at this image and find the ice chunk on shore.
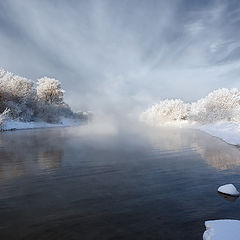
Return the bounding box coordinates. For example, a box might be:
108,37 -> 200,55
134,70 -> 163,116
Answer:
203,220 -> 240,240
217,184 -> 239,197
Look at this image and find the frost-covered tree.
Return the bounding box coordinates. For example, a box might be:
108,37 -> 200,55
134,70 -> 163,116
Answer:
0,108 -> 10,129
35,77 -> 67,123
0,68 -> 85,124
141,88 -> 240,126
37,77 -> 64,104
35,102 -> 73,123
0,71 -> 36,120
0,72 -> 35,101
140,99 -> 189,126
0,69 -> 6,110
0,69 -> 5,79
190,88 -> 240,123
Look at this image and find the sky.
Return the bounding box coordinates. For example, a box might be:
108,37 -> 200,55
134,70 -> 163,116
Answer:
0,0 -> 240,112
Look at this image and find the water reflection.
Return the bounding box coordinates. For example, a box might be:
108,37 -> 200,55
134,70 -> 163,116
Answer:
0,129 -> 65,179
38,146 -> 63,171
146,127 -> 240,171
197,142 -> 240,170
218,192 -> 239,202
0,125 -> 240,181
0,125 -> 240,239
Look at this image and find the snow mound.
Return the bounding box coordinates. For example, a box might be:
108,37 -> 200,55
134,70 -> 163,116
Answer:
203,220 -> 240,240
217,184 -> 239,197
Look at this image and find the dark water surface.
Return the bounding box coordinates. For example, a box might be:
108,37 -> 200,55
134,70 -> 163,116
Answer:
1,123 -> 240,240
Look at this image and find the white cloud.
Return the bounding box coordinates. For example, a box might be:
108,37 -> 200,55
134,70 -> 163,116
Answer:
0,0 -> 240,112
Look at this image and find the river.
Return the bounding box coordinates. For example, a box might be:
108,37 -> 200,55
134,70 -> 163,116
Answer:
0,123 -> 240,239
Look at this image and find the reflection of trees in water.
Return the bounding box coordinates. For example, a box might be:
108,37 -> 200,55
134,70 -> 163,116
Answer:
0,126 -> 239,180
197,140 -> 240,170
0,129 -> 66,180
149,127 -> 240,171
218,192 -> 239,202
149,128 -> 197,152
190,130 -> 240,170
38,146 -> 62,171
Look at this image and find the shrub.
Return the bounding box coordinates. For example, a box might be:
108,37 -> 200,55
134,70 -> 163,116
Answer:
0,108 -> 10,129
140,99 -> 189,126
37,77 -> 64,104
189,88 -> 240,123
141,88 -> 240,125
0,68 -> 77,123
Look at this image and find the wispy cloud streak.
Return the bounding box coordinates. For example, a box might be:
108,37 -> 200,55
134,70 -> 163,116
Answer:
0,0 -> 240,112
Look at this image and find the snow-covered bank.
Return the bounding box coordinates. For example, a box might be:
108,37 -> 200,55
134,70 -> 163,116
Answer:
203,220 -> 240,240
140,120 -> 240,146
140,88 -> 240,145
199,122 -> 240,145
2,118 -> 82,131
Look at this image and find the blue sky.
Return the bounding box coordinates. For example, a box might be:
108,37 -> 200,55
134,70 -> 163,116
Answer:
0,0 -> 240,110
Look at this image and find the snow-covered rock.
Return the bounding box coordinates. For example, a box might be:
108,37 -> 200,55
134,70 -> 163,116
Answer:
203,220 -> 240,240
217,184 -> 239,197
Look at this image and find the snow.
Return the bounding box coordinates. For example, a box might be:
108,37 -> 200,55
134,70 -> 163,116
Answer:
140,119 -> 240,146
217,184 -> 239,197
140,88 -> 240,146
203,220 -> 240,240
2,118 -> 81,131
199,122 -> 240,145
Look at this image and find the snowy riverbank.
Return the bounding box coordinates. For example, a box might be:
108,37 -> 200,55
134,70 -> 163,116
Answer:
140,88 -> 240,146
146,121 -> 240,146
167,121 -> 240,146
199,122 -> 240,145
2,118 -> 82,131
140,112 -> 240,146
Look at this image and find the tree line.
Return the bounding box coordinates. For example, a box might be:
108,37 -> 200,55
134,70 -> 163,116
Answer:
0,68 -> 80,124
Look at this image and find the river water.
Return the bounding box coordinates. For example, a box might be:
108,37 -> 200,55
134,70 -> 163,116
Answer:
0,123 -> 240,239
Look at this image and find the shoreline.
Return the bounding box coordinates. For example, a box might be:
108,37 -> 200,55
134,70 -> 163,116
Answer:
1,118 -> 84,132
140,120 -> 240,146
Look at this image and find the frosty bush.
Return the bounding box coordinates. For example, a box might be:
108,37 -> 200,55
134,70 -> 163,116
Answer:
140,99 -> 189,126
141,88 -> 240,126
0,69 -> 5,79
0,71 -> 36,120
7,101 -> 35,121
35,102 -> 73,123
190,88 -> 240,123
0,72 -> 35,102
0,108 -> 10,129
37,77 -> 64,104
0,68 -> 77,123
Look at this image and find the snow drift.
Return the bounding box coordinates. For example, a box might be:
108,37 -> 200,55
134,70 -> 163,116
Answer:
140,89 -> 240,145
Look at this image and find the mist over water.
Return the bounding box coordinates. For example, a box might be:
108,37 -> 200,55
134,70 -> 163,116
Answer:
1,124 -> 240,239
1,1 -> 240,239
